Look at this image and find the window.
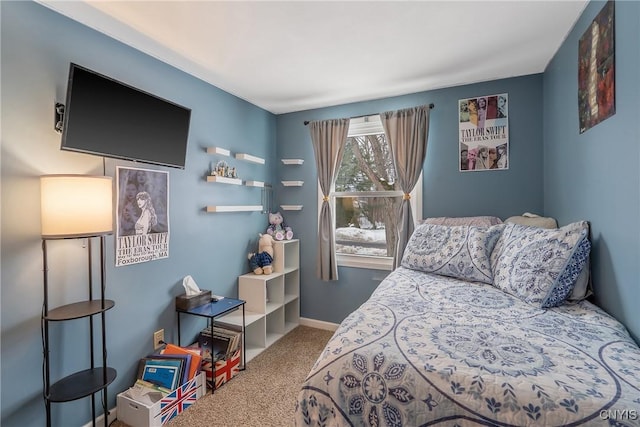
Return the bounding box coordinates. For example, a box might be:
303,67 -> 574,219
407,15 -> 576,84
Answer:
322,115 -> 421,271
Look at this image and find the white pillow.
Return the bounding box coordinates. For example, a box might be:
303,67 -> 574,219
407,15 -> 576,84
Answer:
568,258 -> 592,301
504,212 -> 558,229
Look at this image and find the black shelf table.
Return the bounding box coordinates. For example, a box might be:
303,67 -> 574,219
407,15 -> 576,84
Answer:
48,367 -> 117,403
176,298 -> 246,389
42,237 -> 115,427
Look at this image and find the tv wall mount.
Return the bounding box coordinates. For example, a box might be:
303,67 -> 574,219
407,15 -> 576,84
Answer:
54,102 -> 65,134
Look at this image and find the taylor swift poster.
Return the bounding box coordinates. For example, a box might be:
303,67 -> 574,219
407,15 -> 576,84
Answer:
115,166 -> 169,267
459,93 -> 509,172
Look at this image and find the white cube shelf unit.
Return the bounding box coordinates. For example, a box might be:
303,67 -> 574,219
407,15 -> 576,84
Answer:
218,239 -> 299,363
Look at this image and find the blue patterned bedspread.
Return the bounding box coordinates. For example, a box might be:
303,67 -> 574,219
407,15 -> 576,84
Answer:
295,267 -> 640,426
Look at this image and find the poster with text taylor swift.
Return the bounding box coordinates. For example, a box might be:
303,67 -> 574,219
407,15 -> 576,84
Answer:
459,93 -> 509,172
115,166 -> 169,267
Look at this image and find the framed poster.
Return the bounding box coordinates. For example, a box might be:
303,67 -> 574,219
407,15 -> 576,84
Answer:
578,0 -> 615,134
459,93 -> 509,172
115,166 -> 169,267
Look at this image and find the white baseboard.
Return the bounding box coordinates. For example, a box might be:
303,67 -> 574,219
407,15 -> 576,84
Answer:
299,317 -> 339,331
82,406 -> 117,427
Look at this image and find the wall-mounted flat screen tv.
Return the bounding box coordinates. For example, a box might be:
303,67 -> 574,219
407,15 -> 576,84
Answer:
61,63 -> 191,169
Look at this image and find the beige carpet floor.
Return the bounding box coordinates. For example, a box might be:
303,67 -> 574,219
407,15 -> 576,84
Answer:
114,325 -> 335,427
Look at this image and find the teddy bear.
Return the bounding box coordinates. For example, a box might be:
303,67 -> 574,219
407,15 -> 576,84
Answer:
266,212 -> 293,240
248,233 -> 275,274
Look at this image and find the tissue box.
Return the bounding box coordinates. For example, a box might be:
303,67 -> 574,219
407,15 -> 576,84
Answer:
201,349 -> 241,389
117,372 -> 206,427
175,290 -> 211,310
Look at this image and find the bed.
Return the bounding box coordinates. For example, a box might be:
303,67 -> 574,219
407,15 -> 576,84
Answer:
295,219 -> 640,426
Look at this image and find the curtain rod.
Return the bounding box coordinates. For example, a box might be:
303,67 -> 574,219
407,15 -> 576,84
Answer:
303,103 -> 434,126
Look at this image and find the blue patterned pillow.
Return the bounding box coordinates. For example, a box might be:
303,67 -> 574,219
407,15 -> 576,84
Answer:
490,221 -> 590,308
401,223 -> 504,284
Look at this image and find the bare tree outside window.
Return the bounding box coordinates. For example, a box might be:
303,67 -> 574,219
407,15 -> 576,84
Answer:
333,120 -> 404,259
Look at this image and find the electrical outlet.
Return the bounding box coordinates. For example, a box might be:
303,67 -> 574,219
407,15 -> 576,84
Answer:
153,329 -> 164,350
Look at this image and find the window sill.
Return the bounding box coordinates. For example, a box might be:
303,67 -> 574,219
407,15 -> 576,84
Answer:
336,254 -> 393,271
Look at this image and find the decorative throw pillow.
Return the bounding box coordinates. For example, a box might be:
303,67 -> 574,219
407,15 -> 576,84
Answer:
503,213 -> 592,303
490,221 -> 590,308
504,212 -> 558,229
401,223 -> 504,284
543,237 -> 591,307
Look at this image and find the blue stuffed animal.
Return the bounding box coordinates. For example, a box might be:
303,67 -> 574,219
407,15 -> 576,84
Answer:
248,233 -> 274,274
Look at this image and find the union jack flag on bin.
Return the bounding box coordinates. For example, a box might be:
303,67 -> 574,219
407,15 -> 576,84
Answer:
159,374 -> 201,424
215,350 -> 240,389
202,349 -> 241,389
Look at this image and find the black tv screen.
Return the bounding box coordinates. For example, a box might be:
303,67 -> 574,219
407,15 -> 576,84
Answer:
61,63 -> 191,169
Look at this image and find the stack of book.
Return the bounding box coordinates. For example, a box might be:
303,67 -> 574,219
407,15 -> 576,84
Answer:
126,343 -> 203,402
198,325 -> 241,362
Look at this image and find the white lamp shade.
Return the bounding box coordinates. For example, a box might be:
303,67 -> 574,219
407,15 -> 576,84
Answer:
40,175 -> 114,238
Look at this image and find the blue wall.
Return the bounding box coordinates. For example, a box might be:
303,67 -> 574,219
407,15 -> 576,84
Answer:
543,0 -> 640,343
276,75 -> 545,324
1,2 -> 275,425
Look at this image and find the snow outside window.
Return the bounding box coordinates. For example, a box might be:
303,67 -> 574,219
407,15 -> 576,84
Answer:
321,115 -> 421,271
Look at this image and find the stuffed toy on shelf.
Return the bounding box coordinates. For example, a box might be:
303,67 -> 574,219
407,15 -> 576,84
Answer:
266,212 -> 293,240
248,233 -> 275,274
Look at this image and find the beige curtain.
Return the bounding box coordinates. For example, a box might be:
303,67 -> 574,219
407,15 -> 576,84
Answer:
380,105 -> 431,268
308,119 -> 349,280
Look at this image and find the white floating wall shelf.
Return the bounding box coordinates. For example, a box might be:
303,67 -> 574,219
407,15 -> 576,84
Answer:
281,159 -> 304,165
244,181 -> 265,187
282,181 -> 304,187
206,205 -> 263,213
235,153 -> 265,165
207,176 -> 242,185
206,146 -> 231,156
281,205 -> 303,211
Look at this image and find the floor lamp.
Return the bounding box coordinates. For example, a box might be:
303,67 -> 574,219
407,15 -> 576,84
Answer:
40,175 -> 116,427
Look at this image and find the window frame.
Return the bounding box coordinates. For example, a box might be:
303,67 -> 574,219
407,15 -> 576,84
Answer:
317,115 -> 422,271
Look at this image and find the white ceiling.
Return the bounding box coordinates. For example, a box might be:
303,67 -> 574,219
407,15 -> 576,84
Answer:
38,1 -> 588,114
